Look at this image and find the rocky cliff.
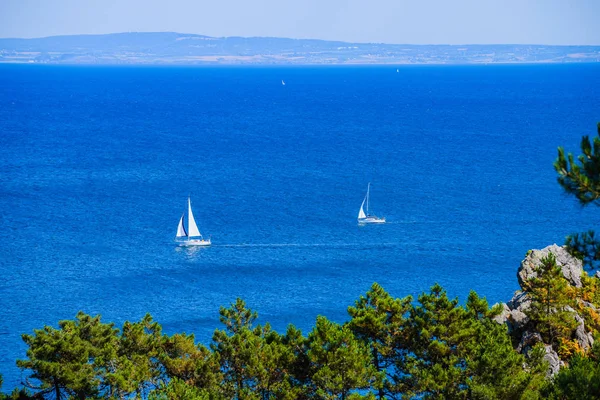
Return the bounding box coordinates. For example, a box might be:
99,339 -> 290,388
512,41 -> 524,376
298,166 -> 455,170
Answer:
495,244 -> 600,376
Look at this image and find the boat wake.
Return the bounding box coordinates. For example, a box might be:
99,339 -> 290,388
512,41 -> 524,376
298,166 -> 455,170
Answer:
213,242 -> 399,249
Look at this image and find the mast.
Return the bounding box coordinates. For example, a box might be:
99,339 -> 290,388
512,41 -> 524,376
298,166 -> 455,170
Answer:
187,197 -> 191,239
366,183 -> 370,215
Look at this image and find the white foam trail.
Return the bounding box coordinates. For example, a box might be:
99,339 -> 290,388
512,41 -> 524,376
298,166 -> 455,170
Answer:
213,242 -> 398,248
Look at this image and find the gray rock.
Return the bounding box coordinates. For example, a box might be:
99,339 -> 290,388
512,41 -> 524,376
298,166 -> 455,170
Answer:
517,331 -> 542,353
564,305 -> 575,313
596,271 -> 600,279
518,244 -> 582,289
574,314 -> 593,350
543,345 -> 562,377
509,309 -> 529,331
508,291 -> 531,312
493,303 -> 511,325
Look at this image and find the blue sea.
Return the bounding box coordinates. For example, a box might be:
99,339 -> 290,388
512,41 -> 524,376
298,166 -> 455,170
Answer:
0,63 -> 599,388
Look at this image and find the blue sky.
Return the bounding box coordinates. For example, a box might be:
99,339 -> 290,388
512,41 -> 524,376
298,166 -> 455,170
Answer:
0,0 -> 598,45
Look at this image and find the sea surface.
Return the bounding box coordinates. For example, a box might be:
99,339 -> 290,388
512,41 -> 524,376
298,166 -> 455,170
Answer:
0,63 -> 599,388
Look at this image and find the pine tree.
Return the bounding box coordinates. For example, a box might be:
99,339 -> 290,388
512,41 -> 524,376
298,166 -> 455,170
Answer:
546,341 -> 600,399
159,332 -> 221,391
524,254 -> 578,357
17,312 -> 118,400
281,324 -> 312,396
398,285 -> 545,399
211,298 -> 300,399
347,283 -> 412,399
399,284 -> 475,399
100,314 -> 164,398
307,316 -> 378,400
464,292 -> 546,399
7,290 -> 551,399
554,122 -> 600,206
211,298 -> 258,398
554,122 -> 600,269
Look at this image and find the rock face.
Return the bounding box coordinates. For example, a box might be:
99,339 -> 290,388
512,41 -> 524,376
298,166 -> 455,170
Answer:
543,345 -> 562,377
574,314 -> 594,351
492,303 -> 511,325
507,291 -> 531,311
517,244 -> 583,289
509,309 -> 529,332
516,331 -> 542,353
499,244 -> 594,377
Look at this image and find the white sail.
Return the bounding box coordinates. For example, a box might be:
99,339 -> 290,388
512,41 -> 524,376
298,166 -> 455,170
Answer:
358,198 -> 367,219
176,214 -> 187,238
357,183 -> 385,224
187,198 -> 202,238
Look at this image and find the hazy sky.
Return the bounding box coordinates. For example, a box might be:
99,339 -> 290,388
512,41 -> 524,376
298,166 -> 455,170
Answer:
1,0 -> 598,45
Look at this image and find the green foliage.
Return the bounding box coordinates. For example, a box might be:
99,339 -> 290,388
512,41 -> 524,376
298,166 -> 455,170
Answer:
565,230 -> 600,270
554,123 -> 600,206
555,123 -> 600,270
102,314 -> 164,398
1,388 -> 34,400
466,312 -> 545,399
148,377 -> 214,400
307,316 -> 379,399
524,254 -> 578,358
218,298 -> 257,335
347,282 -> 412,399
17,311 -> 117,399
211,298 -> 301,399
16,312 -> 178,399
399,284 -> 473,398
521,343 -> 554,400
395,285 -> 546,399
577,271 -> 600,341
280,324 -> 311,391
546,341 -> 600,399
9,285 -> 550,399
159,332 -> 221,391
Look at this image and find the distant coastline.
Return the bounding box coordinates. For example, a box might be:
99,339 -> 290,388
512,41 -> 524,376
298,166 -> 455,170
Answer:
1,32 -> 599,65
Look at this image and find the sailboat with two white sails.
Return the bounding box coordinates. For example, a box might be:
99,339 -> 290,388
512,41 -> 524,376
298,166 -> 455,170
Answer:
175,197 -> 211,246
358,183 -> 386,224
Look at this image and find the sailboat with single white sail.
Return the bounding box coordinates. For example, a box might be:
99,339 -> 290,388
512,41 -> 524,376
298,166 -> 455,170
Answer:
175,197 -> 211,246
358,183 -> 386,224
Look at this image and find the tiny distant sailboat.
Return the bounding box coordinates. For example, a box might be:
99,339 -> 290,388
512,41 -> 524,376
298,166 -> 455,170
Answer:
358,183 -> 386,224
396,68 -> 399,73
175,197 -> 211,246
281,80 -> 286,86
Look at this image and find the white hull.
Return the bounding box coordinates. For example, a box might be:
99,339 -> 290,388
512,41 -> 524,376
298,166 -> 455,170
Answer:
178,238 -> 211,247
358,216 -> 386,224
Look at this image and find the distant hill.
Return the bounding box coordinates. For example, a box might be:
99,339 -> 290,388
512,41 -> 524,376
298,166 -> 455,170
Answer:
0,32 -> 599,65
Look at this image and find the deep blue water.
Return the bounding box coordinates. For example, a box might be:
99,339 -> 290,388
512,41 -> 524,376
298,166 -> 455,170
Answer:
0,64 -> 599,388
